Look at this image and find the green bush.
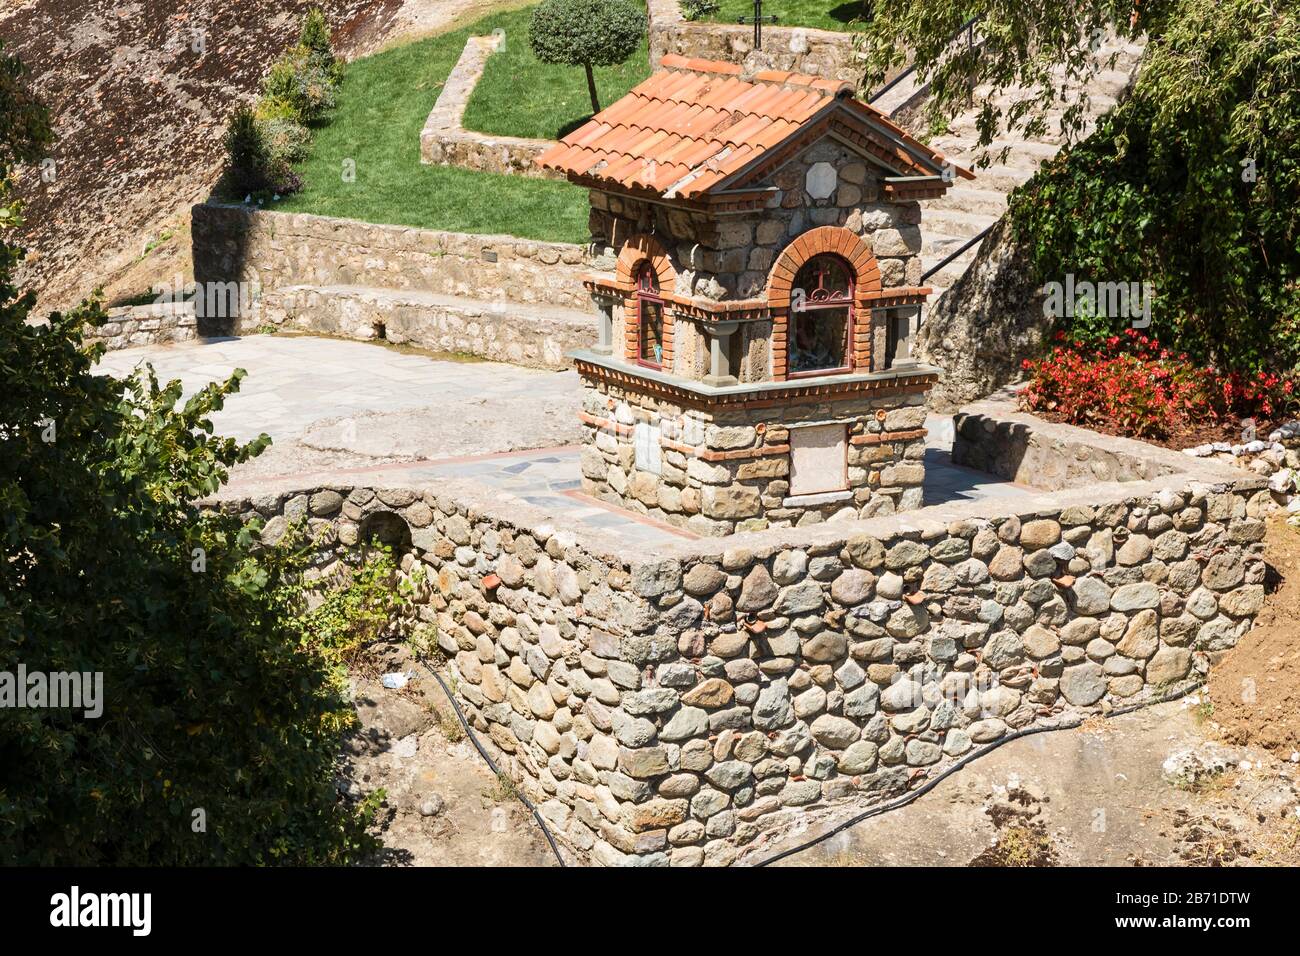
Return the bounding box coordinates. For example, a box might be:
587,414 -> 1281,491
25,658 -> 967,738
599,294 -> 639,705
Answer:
223,9 -> 345,200
529,0 -> 644,112
0,275 -> 412,863
299,6 -> 343,82
261,46 -> 338,124
222,106 -> 276,195
860,0 -> 1299,376
680,0 -> 720,21
0,268 -> 416,862
293,545 -> 424,666
1009,0 -> 1300,374
259,115 -> 313,167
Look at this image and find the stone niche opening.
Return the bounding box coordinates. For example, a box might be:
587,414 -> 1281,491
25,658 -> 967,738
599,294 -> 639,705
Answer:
538,54 -> 974,535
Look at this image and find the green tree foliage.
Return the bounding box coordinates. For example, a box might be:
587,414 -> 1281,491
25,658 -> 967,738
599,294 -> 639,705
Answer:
860,0 -> 1299,374
859,2 -> 1161,151
0,40 -> 51,173
529,0 -> 645,113
299,7 -> 339,75
0,47 -> 387,863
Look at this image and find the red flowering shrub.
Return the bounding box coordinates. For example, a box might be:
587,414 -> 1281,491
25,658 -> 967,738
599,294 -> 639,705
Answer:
1019,329 -> 1297,440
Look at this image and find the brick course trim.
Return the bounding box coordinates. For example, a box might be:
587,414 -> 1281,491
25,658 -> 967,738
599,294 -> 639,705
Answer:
574,355 -> 937,410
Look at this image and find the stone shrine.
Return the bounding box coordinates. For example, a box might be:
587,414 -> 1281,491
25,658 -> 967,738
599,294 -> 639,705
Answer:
538,55 -> 973,535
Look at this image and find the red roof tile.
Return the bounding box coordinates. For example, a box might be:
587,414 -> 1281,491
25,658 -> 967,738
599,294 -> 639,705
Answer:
537,55 -> 972,200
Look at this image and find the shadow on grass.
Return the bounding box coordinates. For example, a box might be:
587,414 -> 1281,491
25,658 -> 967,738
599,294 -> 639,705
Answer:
827,1 -> 873,25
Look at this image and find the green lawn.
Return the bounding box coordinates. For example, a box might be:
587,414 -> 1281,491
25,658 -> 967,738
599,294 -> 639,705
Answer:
697,0 -> 872,33
275,4 -> 595,243
463,3 -> 651,140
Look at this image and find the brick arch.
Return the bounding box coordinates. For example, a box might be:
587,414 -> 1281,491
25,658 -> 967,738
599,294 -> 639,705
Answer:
616,233 -> 677,368
615,233 -> 676,289
767,226 -> 882,378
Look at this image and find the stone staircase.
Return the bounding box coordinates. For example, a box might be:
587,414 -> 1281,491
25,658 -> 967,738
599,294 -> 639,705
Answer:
884,40 -> 1146,300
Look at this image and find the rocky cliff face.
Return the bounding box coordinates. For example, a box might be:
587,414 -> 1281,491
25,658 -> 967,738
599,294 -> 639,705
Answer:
915,217 -> 1050,412
0,0 -> 403,314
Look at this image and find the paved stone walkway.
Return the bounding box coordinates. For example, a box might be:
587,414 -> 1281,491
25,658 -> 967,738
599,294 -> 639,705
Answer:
96,335 -> 1030,545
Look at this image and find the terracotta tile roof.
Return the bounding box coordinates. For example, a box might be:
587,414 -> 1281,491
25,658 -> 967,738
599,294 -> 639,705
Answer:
537,55 -> 971,201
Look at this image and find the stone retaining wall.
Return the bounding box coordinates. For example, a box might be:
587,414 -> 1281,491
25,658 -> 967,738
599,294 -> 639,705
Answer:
648,0 -> 867,84
85,300 -> 198,351
419,34 -> 560,180
212,410 -> 1273,866
190,203 -> 594,335
260,284 -> 589,369
954,399 -> 1187,489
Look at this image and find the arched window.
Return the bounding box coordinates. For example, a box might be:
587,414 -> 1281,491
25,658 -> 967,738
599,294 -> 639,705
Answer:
635,262 -> 665,369
790,254 -> 854,376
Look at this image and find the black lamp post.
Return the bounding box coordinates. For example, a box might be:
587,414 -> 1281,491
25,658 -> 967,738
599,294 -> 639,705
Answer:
737,0 -> 778,50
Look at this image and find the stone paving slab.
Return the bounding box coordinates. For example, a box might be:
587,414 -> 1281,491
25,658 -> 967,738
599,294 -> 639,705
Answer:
96,335 -> 1031,547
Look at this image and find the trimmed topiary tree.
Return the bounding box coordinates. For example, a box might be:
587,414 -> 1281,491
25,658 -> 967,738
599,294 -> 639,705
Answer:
529,0 -> 644,114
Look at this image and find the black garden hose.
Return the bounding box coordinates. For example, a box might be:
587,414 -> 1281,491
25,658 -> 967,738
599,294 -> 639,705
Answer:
416,656 -> 567,867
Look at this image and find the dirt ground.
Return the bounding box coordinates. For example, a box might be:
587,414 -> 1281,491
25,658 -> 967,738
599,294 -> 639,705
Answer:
1207,516 -> 1300,757
765,699 -> 1300,867
341,640 -> 558,867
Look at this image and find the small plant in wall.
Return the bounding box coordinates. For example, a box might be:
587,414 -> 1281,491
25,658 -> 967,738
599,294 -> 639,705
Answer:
528,0 -> 644,114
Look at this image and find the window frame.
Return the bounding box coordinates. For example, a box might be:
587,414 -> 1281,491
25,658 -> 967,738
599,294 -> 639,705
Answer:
634,262 -> 666,370
788,254 -> 855,379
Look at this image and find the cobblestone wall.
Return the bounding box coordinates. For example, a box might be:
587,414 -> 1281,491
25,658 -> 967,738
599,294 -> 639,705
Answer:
213,429 -> 1271,865
953,400 -> 1186,489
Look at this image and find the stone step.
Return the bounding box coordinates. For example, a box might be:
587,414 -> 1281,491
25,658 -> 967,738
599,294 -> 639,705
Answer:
921,229 -> 977,256
923,185 -> 1009,216
257,284 -> 594,370
945,106 -> 1108,148
919,206 -> 999,240
907,32 -> 1144,298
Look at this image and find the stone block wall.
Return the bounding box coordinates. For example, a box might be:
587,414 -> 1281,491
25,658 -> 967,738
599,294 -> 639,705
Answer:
418,33 -> 561,180
577,376 -> 929,536
84,300 -> 198,351
214,454 -> 1271,866
258,285 -> 588,369
647,0 -> 868,84
954,400 -> 1187,489
190,203 -> 593,333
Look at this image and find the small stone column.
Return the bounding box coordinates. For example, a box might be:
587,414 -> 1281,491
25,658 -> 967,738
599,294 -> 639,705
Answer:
703,321 -> 739,387
888,307 -> 919,368
591,293 -> 616,355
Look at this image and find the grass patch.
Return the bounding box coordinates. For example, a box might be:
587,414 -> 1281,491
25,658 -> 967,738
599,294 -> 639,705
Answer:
463,4 -> 650,140
697,0 -> 872,33
275,5 -> 589,242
